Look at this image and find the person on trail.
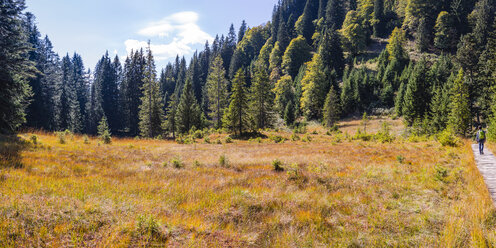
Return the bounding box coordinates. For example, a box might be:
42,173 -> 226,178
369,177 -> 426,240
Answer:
477,126 -> 486,155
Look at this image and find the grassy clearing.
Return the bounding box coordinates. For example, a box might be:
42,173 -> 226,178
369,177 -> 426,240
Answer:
0,125 -> 495,247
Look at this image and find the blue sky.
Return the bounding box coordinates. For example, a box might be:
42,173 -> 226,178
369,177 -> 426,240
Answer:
26,0 -> 278,70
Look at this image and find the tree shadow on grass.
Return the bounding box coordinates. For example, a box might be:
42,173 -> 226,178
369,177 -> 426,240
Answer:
0,135 -> 27,168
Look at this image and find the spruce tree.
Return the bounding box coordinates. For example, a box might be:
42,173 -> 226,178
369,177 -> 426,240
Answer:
340,10 -> 367,56
176,78 -> 202,134
238,20 -> 247,43
448,69 -> 471,135
323,86 -> 340,127
97,115 -> 112,144
0,0 -> 35,133
415,17 -> 430,52
206,56 -> 229,128
319,28 -> 345,76
325,0 -> 345,29
434,11 -> 457,52
164,93 -> 178,138
372,0 -> 385,37
249,64 -> 274,129
138,43 -> 164,138
402,58 -> 431,125
223,69 -> 250,136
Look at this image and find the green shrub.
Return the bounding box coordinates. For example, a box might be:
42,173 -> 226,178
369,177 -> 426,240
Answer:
291,132 -> 300,141
224,136 -> 233,144
30,135 -> 38,145
219,155 -> 229,168
272,159 -> 284,172
175,136 -> 185,144
204,137 -> 211,144
56,132 -> 66,144
193,160 -> 201,167
353,129 -> 372,141
136,215 -> 166,241
170,158 -> 183,169
374,122 -> 395,143
302,134 -> 312,142
397,155 -> 405,164
437,129 -> 460,147
435,165 -> 449,182
311,130 -> 318,135
193,130 -> 204,139
101,131 -> 112,144
83,135 -> 90,144
216,139 -> 222,144
270,135 -> 286,143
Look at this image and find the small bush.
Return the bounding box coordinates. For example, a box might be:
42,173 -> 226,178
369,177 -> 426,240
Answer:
193,160 -> 201,167
437,129 -> 460,147
397,155 -> 405,164
136,214 -> 166,241
204,137 -> 211,144
374,122 -> 395,143
216,139 -> 222,144
170,158 -> 183,169
291,132 -> 300,141
302,134 -> 312,142
83,135 -> 90,144
272,159 -> 284,172
224,136 -> 233,144
435,165 -> 449,182
30,135 -> 38,145
219,155 -> 229,168
175,136 -> 185,144
56,132 -> 66,144
193,130 -> 204,139
311,130 -> 318,135
270,135 -> 286,143
353,129 -> 372,141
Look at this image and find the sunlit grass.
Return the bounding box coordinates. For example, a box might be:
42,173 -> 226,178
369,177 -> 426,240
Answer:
0,124 -> 494,247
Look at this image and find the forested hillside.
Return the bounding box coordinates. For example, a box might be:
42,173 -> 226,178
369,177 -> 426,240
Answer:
2,0 -> 496,139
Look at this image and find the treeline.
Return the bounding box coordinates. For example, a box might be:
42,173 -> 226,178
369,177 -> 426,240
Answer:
2,0 -> 496,139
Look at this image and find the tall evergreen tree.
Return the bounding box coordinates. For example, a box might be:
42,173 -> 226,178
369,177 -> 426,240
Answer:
249,64 -> 274,129
138,43 -> 164,138
238,20 -> 247,43
325,0 -> 345,29
0,0 -> 35,133
176,78 -> 202,134
301,52 -> 330,120
223,69 -> 251,135
402,58 -> 431,125
323,85 -> 340,127
206,56 -> 229,128
448,69 -> 471,135
434,11 -> 457,52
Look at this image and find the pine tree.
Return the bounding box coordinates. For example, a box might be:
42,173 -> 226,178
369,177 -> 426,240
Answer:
323,86 -> 340,127
138,43 -> 164,138
472,0 -> 495,46
176,78 -> 202,134
164,93 -> 178,138
206,56 -> 229,128
284,100 -> 296,125
0,0 -> 35,133
223,69 -> 250,135
319,28 -> 345,76
402,58 -> 431,125
249,64 -> 274,129
372,0 -> 386,37
295,0 -> 319,43
448,69 -> 471,135
434,11 -> 457,52
325,0 -> 345,29
415,17 -> 430,52
97,115 -> 111,144
430,80 -> 452,133
238,20 -> 247,43
120,49 -> 145,136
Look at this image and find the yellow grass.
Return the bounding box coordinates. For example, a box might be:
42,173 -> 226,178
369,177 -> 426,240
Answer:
0,124 -> 495,247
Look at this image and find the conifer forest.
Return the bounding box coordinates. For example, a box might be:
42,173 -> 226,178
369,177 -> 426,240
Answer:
2,0 -> 496,246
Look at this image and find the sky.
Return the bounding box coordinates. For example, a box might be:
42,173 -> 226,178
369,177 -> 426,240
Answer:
26,0 -> 278,70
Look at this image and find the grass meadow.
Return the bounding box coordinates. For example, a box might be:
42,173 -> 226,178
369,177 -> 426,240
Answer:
0,118 -> 495,247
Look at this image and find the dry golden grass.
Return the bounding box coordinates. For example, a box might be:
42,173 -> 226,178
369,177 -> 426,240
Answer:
0,124 -> 495,247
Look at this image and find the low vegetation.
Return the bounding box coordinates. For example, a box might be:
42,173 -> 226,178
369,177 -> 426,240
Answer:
0,119 -> 494,247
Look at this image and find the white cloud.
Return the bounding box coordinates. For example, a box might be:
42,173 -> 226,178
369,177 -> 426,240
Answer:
127,11 -> 213,62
